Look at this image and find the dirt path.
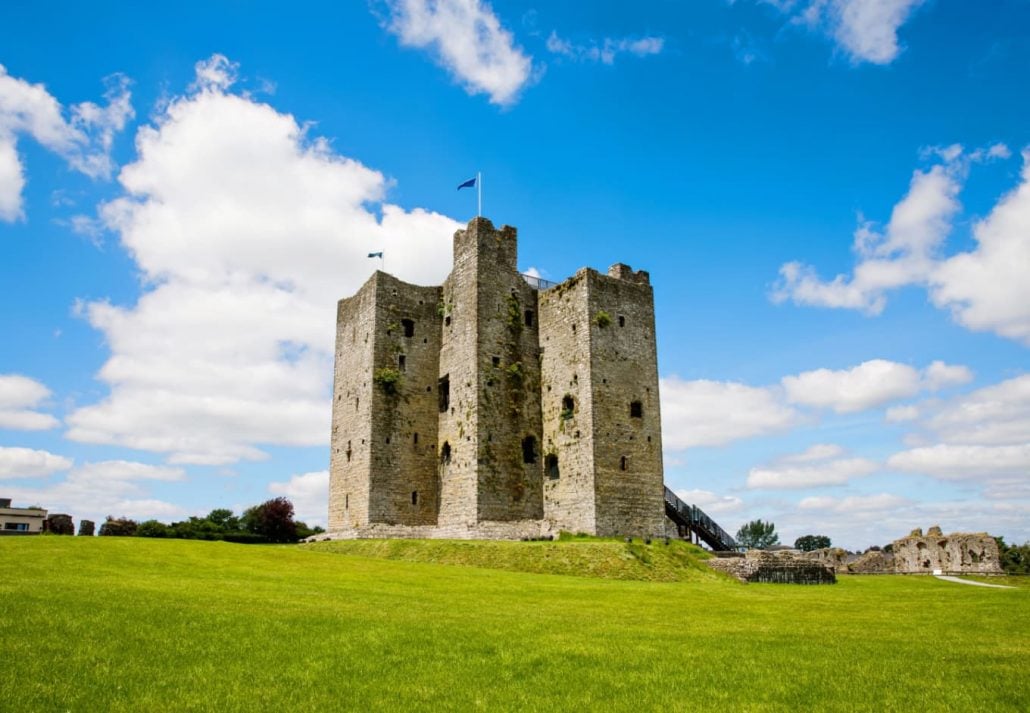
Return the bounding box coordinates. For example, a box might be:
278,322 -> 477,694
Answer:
933,575 -> 1016,589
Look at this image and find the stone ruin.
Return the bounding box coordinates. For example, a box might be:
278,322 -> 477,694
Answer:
795,525 -> 1002,575
707,550 -> 836,584
892,526 -> 1001,574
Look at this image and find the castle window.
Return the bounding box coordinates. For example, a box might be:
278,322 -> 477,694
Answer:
411,491 -> 419,505
445,315 -> 451,327
355,397 -> 359,411
561,395 -> 575,420
492,356 -> 500,367
402,319 -> 415,337
618,315 -> 625,327
398,354 -> 406,372
545,454 -> 560,480
630,401 -> 643,418
522,436 -> 537,464
413,432 -> 419,445
345,494 -> 349,510
438,375 -> 450,412
524,310 -> 534,327
441,442 -> 452,465
620,456 -> 628,471
346,441 -> 352,462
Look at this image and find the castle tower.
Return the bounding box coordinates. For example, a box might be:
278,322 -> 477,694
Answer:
537,265 -> 665,536
328,216 -> 664,538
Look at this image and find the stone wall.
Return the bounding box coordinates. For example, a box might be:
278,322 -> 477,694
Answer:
892,526 -> 1001,574
707,550 -> 836,584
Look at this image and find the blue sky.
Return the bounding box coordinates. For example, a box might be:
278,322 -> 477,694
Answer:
1,0 -> 1028,548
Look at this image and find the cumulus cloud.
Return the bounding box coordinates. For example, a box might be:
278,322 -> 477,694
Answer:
382,0 -> 533,105
3,458 -> 186,524
781,359 -> 971,413
0,446 -> 73,479
0,374 -> 60,430
545,32 -> 664,64
747,443 -> 877,489
930,150 -> 1030,345
887,443 -> 1030,480
660,376 -> 799,449
268,469 -> 329,527
773,146 -> 1030,346
0,64 -> 133,221
674,488 -> 744,513
798,492 -> 909,512
762,0 -> 925,64
65,55 -> 461,465
885,374 -> 1030,493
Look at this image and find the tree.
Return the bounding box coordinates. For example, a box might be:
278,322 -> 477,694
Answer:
99,517 -> 138,536
794,534 -> 832,552
996,537 -> 1030,574
206,508 -> 240,532
45,514 -> 75,535
137,520 -> 170,538
735,519 -> 779,549
243,497 -> 298,543
78,519 -> 95,537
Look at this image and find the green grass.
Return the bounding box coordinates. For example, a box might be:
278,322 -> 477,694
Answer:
1,538 -> 1028,712
302,535 -> 721,582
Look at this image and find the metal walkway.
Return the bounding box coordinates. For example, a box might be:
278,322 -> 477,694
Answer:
664,486 -> 738,551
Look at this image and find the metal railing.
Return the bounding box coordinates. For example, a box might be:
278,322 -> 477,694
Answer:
664,486 -> 738,551
521,273 -> 558,290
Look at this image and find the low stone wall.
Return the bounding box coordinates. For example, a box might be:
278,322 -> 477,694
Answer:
707,550 -> 836,584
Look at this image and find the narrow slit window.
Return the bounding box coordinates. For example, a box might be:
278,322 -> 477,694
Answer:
630,401 -> 643,418
413,432 -> 419,445
620,456 -> 628,471
398,354 -> 406,371
411,491 -> 419,505
402,319 -> 415,337
522,436 -> 537,464
438,375 -> 450,412
618,315 -> 625,327
441,442 -> 452,465
524,310 -> 534,327
545,454 -> 560,480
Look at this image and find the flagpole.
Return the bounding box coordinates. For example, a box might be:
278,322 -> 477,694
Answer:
477,171 -> 482,218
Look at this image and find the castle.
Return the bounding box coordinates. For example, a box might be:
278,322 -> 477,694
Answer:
327,217 -> 667,539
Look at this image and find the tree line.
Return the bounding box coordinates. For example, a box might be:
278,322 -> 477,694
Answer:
97,497 -> 323,543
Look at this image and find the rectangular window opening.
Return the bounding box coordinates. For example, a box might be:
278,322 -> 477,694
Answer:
402,319 -> 415,338
524,310 -> 534,327
398,354 -> 406,372
438,375 -> 450,412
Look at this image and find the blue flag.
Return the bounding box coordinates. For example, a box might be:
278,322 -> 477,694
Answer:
368,252 -> 383,258
457,177 -> 476,190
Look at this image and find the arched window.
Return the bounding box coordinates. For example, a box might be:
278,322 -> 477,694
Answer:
561,395 -> 575,420
545,454 -> 560,480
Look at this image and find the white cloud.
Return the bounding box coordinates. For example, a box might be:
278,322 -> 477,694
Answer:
773,146 -> 1030,347
747,443 -> 877,489
382,0 -> 533,105
781,359 -> 970,413
3,458 -> 186,523
660,376 -> 799,449
268,469 -> 328,527
675,488 -> 744,513
772,159 -> 962,314
885,404 -> 919,422
546,32 -> 664,64
798,492 -> 910,512
0,374 -> 60,430
887,443 -> 1030,480
0,446 -> 73,479
0,64 -> 133,221
764,0 -> 925,65
64,56 -> 461,465
930,150 -> 1030,345
920,374 -> 1030,447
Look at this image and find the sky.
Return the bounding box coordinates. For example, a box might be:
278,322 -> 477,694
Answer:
1,0 -> 1028,549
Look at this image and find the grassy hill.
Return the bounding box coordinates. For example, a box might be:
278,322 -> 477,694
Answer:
2,537 -> 1028,712
302,535 -> 720,582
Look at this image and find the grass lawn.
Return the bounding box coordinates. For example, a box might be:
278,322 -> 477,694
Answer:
1,537 -> 1027,712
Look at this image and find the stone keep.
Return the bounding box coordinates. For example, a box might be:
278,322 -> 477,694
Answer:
328,217 -> 666,538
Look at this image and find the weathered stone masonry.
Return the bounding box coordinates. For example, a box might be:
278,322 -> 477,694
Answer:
328,217 -> 666,539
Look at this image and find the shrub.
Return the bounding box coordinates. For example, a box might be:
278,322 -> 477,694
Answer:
99,517 -> 139,537
594,310 -> 612,328
373,367 -> 402,394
